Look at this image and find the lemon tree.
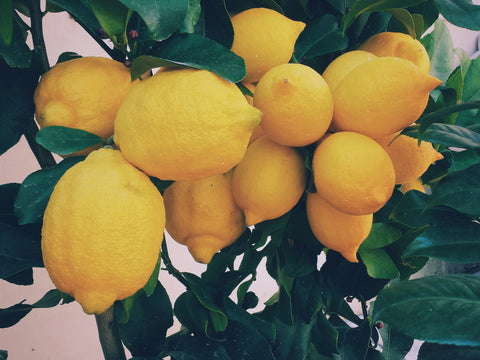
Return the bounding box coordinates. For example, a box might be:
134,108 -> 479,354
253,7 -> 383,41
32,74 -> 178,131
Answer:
2,1 -> 480,360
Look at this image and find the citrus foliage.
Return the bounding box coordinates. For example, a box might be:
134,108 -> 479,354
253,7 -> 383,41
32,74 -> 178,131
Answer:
2,0 -> 480,359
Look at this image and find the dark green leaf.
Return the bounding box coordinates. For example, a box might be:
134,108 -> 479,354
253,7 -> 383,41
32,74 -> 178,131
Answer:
403,217 -> 480,263
0,0 -> 13,45
56,51 -> 82,63
418,342 -> 480,360
325,0 -> 355,15
360,223 -> 402,250
164,331 -> 231,359
0,222 -> 43,279
292,271 -> 323,323
36,126 -> 104,155
115,282 -> 173,357
310,311 -> 339,357
0,16 -> 31,68
385,8 -> 416,37
201,0 -> 233,48
373,274 -> 480,346
428,163 -> 480,215
118,0 -> 188,40
89,0 -> 131,44
0,289 -> 67,328
358,248 -> 400,279
433,0 -> 480,30
343,0 -> 427,32
421,18 -> 454,82
131,34 -> 245,82
174,291 -> 212,337
0,183 -> 20,225
338,319 -> 372,360
379,324 -> 414,360
442,149 -> 480,173
390,190 -> 434,228
0,349 -> 7,360
180,0 -> 201,34
224,320 -> 276,359
273,316 -> 314,360
295,14 -> 348,61
0,61 -> 37,154
408,123 -> 480,149
14,156 -> 85,224
3,267 -> 33,285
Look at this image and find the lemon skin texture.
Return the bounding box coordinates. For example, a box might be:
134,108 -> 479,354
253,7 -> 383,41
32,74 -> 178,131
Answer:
41,148 -> 165,315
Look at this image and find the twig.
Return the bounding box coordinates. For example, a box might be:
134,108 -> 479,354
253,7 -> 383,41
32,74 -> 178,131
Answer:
95,307 -> 127,360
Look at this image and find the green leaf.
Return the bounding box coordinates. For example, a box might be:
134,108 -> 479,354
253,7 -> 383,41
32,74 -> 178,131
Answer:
325,0 -> 356,15
14,157 -> 85,224
0,222 -> 43,279
36,126 -> 104,155
403,217 -> 480,263
338,319 -> 372,360
174,291 -> 212,338
295,14 -> 348,61
143,250 -> 161,296
342,0 -> 427,33
164,331 -> 231,359
433,0 -> 480,30
0,15 -> 31,69
273,316 -> 314,360
0,349 -> 7,360
385,8 -> 416,38
0,0 -> 13,45
3,268 -> 33,285
418,342 -> 480,360
180,0 -> 201,34
359,248 -> 400,279
118,0 -> 188,41
48,0 -> 102,36
115,282 -> 173,357
131,34 -> 245,82
408,123 -> 480,149
373,274 -> 480,346
456,56 -> 480,126
201,0 -> 233,48
0,289 -> 69,328
442,149 -> 480,173
421,18 -> 454,82
428,163 -> 480,216
89,0 -> 131,45
56,51 -> 82,64
360,223 -> 402,250
389,190 -> 434,228
310,311 -> 340,357
0,61 -> 36,154
379,324 -> 414,360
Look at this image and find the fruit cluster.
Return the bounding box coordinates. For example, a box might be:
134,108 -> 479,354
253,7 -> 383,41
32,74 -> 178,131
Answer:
36,7 -> 443,314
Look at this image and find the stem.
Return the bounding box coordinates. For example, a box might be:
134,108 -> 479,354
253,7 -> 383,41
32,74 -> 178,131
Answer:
95,307 -> 127,360
161,239 -> 189,288
26,1 -> 56,169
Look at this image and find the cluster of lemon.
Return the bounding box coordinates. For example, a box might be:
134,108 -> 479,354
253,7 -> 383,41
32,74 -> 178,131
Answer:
34,7 -> 443,315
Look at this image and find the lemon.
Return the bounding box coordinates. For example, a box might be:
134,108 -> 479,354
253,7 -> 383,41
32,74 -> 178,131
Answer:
332,57 -> 442,137
230,7 -> 305,83
41,148 -> 165,314
253,63 -> 333,147
232,136 -> 307,226
358,31 -> 431,74
306,191 -> 373,263
114,68 -> 262,181
374,133 -> 444,184
242,82 -> 266,145
34,57 -> 133,140
401,178 -> 426,193
312,131 -> 395,215
163,172 -> 246,264
322,50 -> 377,93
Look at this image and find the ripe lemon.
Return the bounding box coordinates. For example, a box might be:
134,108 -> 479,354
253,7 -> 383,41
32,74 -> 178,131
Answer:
163,172 -> 246,264
114,68 -> 261,181
41,148 -> 165,314
332,57 -> 442,137
358,31 -> 431,74
322,50 -> 377,93
34,57 -> 133,140
374,133 -> 444,184
232,136 -> 307,226
401,178 -> 426,193
312,131 -> 395,215
230,7 -> 305,83
253,63 -> 333,147
306,191 -> 373,263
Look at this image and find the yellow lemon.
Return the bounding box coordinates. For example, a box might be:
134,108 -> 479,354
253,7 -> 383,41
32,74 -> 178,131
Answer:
401,178 -> 426,193
230,7 -> 305,83
163,172 -> 246,264
41,148 -> 165,314
312,131 -> 395,215
306,191 -> 373,263
322,50 -> 377,93
374,133 -> 444,184
232,136 -> 307,226
253,63 -> 333,147
358,31 -> 431,74
332,57 -> 442,137
34,57 -> 133,140
114,68 -> 262,181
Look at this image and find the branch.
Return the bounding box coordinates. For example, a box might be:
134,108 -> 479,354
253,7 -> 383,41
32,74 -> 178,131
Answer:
95,307 -> 127,360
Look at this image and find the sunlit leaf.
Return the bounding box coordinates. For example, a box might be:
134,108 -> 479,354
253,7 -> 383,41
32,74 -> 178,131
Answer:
421,18 -> 454,82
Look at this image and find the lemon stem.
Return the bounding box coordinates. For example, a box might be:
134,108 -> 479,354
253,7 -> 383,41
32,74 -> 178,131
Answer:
95,307 -> 127,360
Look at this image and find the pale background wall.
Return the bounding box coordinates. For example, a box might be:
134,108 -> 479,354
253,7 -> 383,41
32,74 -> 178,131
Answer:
0,7 -> 479,360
